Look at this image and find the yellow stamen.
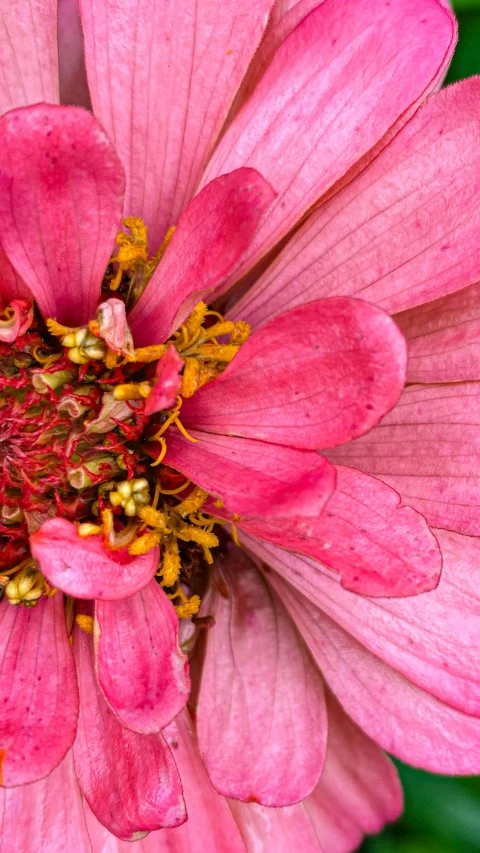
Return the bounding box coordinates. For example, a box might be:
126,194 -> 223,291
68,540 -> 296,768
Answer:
145,225 -> 176,280
75,614 -> 94,634
128,345 -> 167,364
162,538 -> 181,587
175,595 -> 201,618
175,486 -> 208,518
159,479 -> 191,496
179,357 -> 200,398
78,522 -> 103,537
151,437 -> 167,467
128,531 -> 162,556
113,382 -> 152,401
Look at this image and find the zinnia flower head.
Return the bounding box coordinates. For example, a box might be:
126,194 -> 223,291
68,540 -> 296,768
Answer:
1,0 -> 480,851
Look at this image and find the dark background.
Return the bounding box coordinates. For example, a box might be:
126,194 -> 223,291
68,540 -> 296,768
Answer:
361,3 -> 480,850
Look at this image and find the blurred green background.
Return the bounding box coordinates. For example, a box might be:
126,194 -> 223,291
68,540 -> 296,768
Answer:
361,3 -> 480,851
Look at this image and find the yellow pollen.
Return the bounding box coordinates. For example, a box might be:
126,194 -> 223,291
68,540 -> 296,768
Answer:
113,382 -> 152,401
75,614 -> 94,634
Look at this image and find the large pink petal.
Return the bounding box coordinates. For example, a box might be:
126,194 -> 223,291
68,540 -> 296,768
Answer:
230,692 -> 400,853
164,430 -> 335,517
58,0 -> 91,108
229,798 -> 325,852
304,692 -> 402,853
395,281 -> 480,382
181,298 -> 406,451
272,571 -> 480,774
0,752 -> 92,853
243,528 -> 480,718
239,466 -> 441,597
327,382 -> 480,536
129,169 -> 275,345
0,104 -> 124,325
72,619 -> 186,840
0,594 -> 78,786
0,0 -> 59,115
196,541 -> 327,806
231,689 -> 401,853
79,0 -> 274,252
201,0 -> 455,286
159,712 -> 247,853
95,580 -> 190,734
30,518 -> 159,600
83,714 -> 247,852
234,77 -> 480,329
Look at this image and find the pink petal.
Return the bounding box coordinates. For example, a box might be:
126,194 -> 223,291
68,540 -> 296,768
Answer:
0,299 -> 33,343
79,0 -> 274,252
0,751 -> 91,853
306,692 -> 402,852
164,429 -> 335,517
244,527 -> 480,719
233,0 -> 324,113
197,541 -> 327,806
93,298 -> 135,357
271,570 -> 480,774
129,169 -> 275,346
327,382 -> 480,536
0,594 -> 78,786
240,465 -> 441,597
72,618 -> 186,840
395,281 -> 480,382
58,0 -> 91,108
229,798 -> 327,852
0,246 -> 30,307
0,0 -> 59,114
182,298 -> 406,451
234,76 -> 480,329
30,518 -> 159,600
201,0 -> 455,286
144,346 -> 184,417
84,713 -> 247,852
230,691 -> 402,853
159,712 -> 247,853
95,579 -> 190,734
0,104 -> 124,325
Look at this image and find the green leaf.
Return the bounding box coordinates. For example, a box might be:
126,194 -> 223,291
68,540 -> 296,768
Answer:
445,11 -> 480,82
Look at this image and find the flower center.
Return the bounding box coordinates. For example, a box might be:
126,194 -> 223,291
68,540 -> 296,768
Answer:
0,217 -> 250,617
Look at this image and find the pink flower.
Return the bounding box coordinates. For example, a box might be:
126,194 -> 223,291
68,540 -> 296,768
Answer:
0,0 -> 479,851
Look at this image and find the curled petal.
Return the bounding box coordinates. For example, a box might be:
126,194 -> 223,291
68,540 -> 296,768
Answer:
0,594 -> 78,786
0,299 -> 33,343
73,619 -> 186,840
93,298 -> 135,357
182,298 -> 407,451
144,346 -> 184,417
95,579 -> 190,734
30,518 -> 159,600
